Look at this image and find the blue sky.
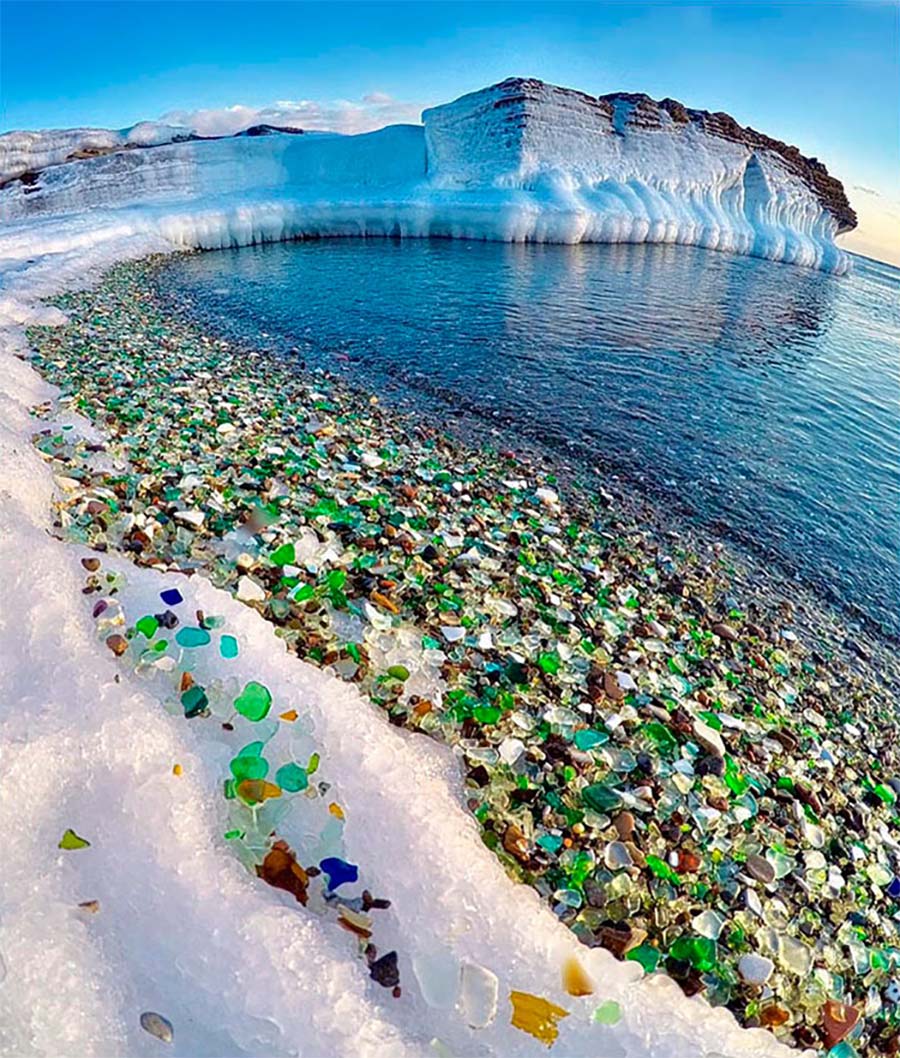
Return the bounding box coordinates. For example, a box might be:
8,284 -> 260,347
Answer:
2,1 -> 897,261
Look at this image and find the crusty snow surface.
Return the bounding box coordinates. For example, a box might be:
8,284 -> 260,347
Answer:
0,98 -> 811,1057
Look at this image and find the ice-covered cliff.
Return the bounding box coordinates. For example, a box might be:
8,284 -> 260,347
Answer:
0,77 -> 854,276
0,122 -> 194,185
424,79 -> 854,270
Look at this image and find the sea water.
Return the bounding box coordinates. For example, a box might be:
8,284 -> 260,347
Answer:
155,239 -> 900,637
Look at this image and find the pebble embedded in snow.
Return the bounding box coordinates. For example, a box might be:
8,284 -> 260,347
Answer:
140,1011 -> 174,1043
459,962 -> 498,1028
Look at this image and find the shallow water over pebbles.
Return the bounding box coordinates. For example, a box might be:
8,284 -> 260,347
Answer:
156,240 -> 900,638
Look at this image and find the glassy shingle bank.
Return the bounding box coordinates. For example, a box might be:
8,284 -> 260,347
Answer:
25,260 -> 900,1056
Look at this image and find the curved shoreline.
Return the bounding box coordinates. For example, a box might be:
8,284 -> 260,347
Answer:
22,256 -> 900,1055
151,246 -> 900,655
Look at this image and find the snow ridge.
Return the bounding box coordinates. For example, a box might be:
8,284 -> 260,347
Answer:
0,123 -> 193,185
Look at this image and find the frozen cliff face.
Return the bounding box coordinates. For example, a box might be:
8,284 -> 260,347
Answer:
0,123 -> 193,185
0,77 -> 854,275
2,126 -> 424,218
424,79 -> 855,232
423,78 -> 854,270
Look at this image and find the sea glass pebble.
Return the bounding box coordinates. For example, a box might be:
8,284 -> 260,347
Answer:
234,681 -> 272,721
562,955 -> 594,996
413,950 -> 460,1009
270,542 -> 296,565
181,685 -> 208,717
275,762 -> 308,792
593,1000 -> 622,1025
459,962 -> 498,1028
140,1011 -> 174,1043
58,828 -> 90,850
230,753 -> 269,782
319,857 -> 358,890
175,627 -> 210,648
136,615 -> 158,638
509,990 -> 569,1045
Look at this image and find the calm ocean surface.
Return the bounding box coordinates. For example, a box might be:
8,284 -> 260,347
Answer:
155,240 -> 900,637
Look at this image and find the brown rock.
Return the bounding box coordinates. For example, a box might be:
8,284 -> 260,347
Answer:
822,1000 -> 860,1048
769,728 -> 799,752
795,783 -> 823,814
712,622 -> 739,642
746,854 -> 776,884
596,924 -> 633,957
584,879 -> 607,908
613,810 -> 635,842
623,926 -> 647,953
603,671 -> 625,701
105,634 -> 128,656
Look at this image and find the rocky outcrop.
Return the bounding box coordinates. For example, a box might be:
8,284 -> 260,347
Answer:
234,124 -> 305,137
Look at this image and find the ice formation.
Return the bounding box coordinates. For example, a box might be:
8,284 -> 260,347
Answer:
0,76 -> 846,1057
0,122 -> 193,185
0,77 -> 854,275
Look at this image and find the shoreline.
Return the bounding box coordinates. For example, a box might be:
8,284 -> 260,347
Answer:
20,254 -> 900,1054
152,250 -> 900,669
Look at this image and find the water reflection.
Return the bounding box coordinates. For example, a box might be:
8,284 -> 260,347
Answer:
494,240 -> 834,361
155,239 -> 898,636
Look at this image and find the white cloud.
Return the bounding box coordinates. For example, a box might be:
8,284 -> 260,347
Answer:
838,189 -> 900,268
160,93 -> 424,138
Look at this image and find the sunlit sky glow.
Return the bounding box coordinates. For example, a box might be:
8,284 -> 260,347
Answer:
1,0 -> 897,265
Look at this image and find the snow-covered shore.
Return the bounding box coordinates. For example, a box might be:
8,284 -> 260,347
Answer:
0,279 -> 802,1058
0,75 -> 847,1056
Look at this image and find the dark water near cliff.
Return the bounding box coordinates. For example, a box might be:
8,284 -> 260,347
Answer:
154,240 -> 900,637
